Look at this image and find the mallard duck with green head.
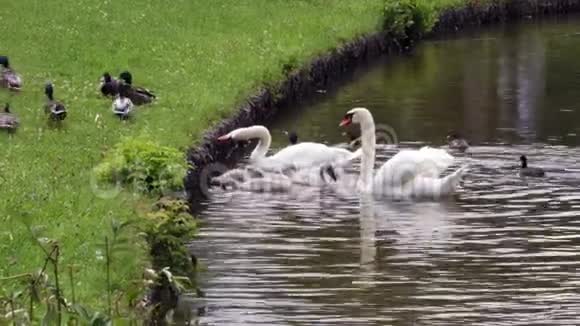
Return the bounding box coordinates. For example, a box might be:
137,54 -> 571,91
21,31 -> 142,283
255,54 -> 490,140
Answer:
44,83 -> 67,121
119,71 -> 156,105
0,103 -> 20,131
0,56 -> 22,91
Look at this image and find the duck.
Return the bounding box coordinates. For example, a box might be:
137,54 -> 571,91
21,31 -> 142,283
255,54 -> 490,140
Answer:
217,125 -> 361,172
44,83 -> 67,121
447,132 -> 469,152
519,155 -> 545,177
0,104 -> 20,131
283,131 -> 298,145
119,71 -> 156,105
0,56 -> 22,91
100,72 -> 120,97
339,108 -> 465,198
112,84 -> 134,120
343,130 -> 361,149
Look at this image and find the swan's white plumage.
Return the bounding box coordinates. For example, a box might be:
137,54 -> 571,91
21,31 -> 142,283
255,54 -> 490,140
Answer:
344,107 -> 465,198
257,142 -> 359,170
219,125 -> 360,171
373,147 -> 454,186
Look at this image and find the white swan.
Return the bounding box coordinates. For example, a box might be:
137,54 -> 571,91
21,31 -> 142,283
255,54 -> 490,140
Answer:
339,108 -> 465,198
217,125 -> 360,171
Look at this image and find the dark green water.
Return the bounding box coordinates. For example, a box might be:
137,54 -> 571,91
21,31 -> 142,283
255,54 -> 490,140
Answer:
269,16 -> 580,147
192,16 -> 580,325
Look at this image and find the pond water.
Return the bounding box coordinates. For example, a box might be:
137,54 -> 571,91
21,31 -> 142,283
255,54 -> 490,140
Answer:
191,16 -> 580,325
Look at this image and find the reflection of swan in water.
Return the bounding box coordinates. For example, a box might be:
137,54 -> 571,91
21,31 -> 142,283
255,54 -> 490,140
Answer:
347,198 -> 456,295
358,194 -> 377,287
354,196 -> 456,288
375,201 -> 454,254
217,125 -> 361,171
339,108 -> 466,198
359,195 -> 377,265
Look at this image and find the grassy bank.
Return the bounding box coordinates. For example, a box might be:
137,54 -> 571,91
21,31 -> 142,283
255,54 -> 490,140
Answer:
0,0 -> 464,319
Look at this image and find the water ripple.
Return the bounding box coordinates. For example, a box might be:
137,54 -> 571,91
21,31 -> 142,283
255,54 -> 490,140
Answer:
190,145 -> 580,325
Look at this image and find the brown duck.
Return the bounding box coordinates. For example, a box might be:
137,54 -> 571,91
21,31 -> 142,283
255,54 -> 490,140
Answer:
0,104 -> 20,131
119,71 -> 156,105
0,56 -> 22,91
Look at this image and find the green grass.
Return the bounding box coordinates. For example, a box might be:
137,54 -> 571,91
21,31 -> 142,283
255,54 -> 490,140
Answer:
0,0 -> 466,313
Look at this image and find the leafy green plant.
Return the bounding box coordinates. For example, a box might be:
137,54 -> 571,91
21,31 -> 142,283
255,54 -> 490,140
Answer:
137,199 -> 200,324
94,138 -> 187,196
383,0 -> 438,40
71,304 -> 112,326
143,199 -> 197,279
27,227 -> 65,325
142,266 -> 194,324
100,219 -> 135,317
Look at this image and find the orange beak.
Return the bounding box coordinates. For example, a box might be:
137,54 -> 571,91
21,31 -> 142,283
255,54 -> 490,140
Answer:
217,135 -> 230,142
339,117 -> 351,127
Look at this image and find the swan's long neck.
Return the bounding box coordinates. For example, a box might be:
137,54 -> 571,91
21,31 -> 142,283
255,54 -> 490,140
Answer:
249,126 -> 272,160
358,112 -> 376,192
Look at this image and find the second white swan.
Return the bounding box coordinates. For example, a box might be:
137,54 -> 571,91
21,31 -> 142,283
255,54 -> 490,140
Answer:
217,125 -> 360,171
